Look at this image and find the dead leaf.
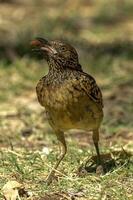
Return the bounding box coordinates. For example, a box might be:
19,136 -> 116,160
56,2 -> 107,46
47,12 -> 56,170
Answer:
2,181 -> 22,200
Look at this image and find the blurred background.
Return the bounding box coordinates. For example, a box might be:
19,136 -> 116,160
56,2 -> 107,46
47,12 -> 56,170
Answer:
0,0 -> 132,147
0,0 -> 133,199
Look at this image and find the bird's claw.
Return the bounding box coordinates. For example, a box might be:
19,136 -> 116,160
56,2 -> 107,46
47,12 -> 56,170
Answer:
96,164 -> 104,175
45,170 -> 55,185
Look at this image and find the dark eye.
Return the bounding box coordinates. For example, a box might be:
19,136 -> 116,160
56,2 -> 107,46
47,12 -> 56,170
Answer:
60,46 -> 66,51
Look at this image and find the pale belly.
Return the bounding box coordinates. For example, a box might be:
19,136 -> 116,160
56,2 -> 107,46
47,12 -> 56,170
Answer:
44,90 -> 103,131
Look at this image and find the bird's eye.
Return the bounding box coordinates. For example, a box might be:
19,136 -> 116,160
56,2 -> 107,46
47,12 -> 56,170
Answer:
60,46 -> 66,51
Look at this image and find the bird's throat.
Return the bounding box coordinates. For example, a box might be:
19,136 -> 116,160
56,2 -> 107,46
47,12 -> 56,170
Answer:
47,58 -> 65,73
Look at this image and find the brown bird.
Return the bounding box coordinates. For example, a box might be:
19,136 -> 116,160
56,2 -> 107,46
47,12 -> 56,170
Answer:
31,38 -> 104,184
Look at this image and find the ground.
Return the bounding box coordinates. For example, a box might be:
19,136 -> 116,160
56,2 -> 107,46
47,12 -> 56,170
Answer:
0,1 -> 133,200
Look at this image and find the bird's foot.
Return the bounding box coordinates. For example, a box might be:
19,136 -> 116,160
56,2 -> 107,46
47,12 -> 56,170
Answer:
95,158 -> 105,175
96,164 -> 104,175
45,170 -> 55,185
45,176 -> 53,185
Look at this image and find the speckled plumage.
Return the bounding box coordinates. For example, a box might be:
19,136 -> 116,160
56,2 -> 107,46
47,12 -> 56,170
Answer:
36,66 -> 103,132
31,38 -> 104,184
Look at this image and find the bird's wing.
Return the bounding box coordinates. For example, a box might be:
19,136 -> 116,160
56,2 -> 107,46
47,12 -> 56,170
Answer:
75,72 -> 103,107
36,76 -> 46,106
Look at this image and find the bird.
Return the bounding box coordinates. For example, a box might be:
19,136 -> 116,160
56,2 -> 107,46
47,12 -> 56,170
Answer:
30,37 -> 104,184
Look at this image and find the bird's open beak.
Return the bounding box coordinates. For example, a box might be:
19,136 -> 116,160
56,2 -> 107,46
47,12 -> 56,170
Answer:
30,38 -> 57,55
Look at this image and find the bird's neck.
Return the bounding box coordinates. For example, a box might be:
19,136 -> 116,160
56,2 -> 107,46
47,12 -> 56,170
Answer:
47,59 -> 64,75
47,57 -> 82,75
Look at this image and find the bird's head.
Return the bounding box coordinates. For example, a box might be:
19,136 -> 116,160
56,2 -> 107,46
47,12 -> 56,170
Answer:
30,37 -> 82,71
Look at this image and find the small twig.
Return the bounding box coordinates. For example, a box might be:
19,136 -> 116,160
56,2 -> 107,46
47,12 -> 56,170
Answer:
6,150 -> 23,157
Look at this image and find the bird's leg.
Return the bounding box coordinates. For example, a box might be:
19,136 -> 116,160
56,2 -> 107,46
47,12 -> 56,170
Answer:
46,131 -> 67,185
92,129 -> 102,166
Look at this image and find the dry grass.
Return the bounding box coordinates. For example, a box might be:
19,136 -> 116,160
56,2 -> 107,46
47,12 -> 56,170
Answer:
0,0 -> 133,199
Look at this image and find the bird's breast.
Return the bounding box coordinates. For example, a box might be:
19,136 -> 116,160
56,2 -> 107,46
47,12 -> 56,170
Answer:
36,78 -> 103,131
39,81 -> 82,109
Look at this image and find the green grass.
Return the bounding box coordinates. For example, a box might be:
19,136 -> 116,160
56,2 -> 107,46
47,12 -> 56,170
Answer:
0,55 -> 132,199
0,143 -> 133,199
0,0 -> 133,199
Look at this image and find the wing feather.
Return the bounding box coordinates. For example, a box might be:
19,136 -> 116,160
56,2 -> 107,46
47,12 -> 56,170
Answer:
78,72 -> 103,107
